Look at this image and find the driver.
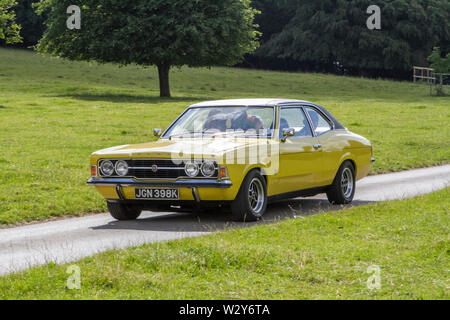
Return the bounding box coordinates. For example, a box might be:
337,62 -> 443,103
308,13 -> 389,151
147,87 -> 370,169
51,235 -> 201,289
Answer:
203,109 -> 227,132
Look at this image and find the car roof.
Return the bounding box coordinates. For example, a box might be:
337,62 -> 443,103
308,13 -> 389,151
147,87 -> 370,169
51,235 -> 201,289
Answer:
189,99 -> 312,107
188,99 -> 345,130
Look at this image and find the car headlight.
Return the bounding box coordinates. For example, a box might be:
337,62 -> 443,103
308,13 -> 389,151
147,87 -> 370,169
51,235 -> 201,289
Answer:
185,161 -> 199,177
201,161 -> 216,177
115,160 -> 129,176
100,160 -> 114,177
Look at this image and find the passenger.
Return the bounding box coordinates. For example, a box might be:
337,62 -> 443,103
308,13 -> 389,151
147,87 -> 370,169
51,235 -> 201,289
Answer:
247,115 -> 264,130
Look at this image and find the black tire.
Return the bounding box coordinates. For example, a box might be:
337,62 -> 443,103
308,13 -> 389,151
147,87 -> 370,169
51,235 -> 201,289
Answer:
326,161 -> 356,205
107,201 -> 142,221
231,170 -> 268,222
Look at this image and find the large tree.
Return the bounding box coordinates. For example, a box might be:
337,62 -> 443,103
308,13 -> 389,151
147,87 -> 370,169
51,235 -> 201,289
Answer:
36,0 -> 260,97
0,0 -> 21,44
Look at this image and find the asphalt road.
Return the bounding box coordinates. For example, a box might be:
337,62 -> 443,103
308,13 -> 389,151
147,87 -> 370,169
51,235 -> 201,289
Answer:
0,165 -> 449,276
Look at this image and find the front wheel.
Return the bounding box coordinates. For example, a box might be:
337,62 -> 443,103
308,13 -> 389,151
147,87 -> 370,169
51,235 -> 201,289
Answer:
231,170 -> 268,222
107,201 -> 142,221
326,161 -> 356,205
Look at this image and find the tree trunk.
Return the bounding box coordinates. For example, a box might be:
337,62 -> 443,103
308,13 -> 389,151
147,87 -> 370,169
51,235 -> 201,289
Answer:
157,63 -> 171,97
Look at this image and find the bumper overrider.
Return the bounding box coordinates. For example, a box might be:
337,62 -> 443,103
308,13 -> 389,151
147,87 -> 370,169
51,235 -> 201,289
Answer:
87,178 -> 233,202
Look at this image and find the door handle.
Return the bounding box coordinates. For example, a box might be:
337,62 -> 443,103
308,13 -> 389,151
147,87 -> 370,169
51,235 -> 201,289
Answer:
313,144 -> 322,149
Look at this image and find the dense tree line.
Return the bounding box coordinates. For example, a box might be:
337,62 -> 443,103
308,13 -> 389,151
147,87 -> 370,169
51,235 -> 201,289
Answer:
247,0 -> 450,79
4,0 -> 450,79
14,0 -> 45,46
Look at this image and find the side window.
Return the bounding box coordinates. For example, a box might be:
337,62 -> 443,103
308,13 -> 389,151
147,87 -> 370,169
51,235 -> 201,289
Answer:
279,108 -> 312,138
305,107 -> 332,135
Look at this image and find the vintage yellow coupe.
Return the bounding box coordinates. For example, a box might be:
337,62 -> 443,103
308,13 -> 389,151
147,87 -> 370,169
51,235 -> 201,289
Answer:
88,99 -> 374,221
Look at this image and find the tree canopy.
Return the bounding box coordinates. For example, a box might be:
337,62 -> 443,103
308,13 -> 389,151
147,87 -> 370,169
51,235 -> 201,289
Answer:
252,0 -> 450,78
36,0 -> 260,97
0,0 -> 21,44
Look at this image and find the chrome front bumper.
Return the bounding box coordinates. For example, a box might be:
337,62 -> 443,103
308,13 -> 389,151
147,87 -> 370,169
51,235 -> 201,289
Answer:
86,178 -> 232,188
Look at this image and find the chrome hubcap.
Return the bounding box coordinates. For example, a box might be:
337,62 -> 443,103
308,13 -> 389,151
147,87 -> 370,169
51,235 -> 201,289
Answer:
341,167 -> 354,198
248,178 -> 264,214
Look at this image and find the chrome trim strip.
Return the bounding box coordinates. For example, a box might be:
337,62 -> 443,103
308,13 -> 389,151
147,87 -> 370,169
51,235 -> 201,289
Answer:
128,167 -> 183,170
87,178 -> 232,188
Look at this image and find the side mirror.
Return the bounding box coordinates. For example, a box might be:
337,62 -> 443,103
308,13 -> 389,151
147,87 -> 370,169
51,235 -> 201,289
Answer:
281,128 -> 295,142
153,128 -> 163,137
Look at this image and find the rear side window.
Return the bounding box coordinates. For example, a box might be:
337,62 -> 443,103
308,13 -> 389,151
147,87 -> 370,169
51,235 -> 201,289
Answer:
304,107 -> 333,135
279,108 -> 312,138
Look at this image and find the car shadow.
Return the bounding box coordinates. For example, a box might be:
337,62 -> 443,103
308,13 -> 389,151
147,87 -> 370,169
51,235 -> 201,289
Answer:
91,197 -> 373,233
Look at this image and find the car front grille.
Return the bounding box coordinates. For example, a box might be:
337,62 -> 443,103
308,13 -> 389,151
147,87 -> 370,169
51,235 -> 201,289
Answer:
128,159 -> 185,179
128,159 -> 187,179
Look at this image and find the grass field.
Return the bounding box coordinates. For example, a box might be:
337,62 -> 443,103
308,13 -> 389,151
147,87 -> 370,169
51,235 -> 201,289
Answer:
0,188 -> 448,300
0,48 -> 449,225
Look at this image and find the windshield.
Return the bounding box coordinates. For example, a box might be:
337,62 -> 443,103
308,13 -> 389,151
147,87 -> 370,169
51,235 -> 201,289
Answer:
163,106 -> 275,139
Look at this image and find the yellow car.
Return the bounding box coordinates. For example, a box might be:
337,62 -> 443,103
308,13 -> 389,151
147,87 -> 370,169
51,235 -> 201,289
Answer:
88,99 -> 374,221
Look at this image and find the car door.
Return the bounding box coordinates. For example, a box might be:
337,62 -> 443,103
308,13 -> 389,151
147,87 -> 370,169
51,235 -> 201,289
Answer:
304,106 -> 343,186
276,106 -> 323,194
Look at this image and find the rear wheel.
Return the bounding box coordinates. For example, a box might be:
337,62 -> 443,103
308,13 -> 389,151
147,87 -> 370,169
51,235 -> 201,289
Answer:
231,170 -> 267,222
107,201 -> 142,221
326,161 -> 356,205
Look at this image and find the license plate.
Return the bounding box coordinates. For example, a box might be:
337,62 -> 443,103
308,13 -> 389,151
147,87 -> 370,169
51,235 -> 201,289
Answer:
135,188 -> 179,200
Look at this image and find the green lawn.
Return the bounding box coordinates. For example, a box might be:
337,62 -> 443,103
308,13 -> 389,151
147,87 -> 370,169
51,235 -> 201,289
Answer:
0,188 -> 448,300
0,48 -> 449,224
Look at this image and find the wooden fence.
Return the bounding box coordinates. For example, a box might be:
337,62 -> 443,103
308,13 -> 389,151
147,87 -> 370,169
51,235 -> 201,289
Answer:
413,66 -> 435,84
